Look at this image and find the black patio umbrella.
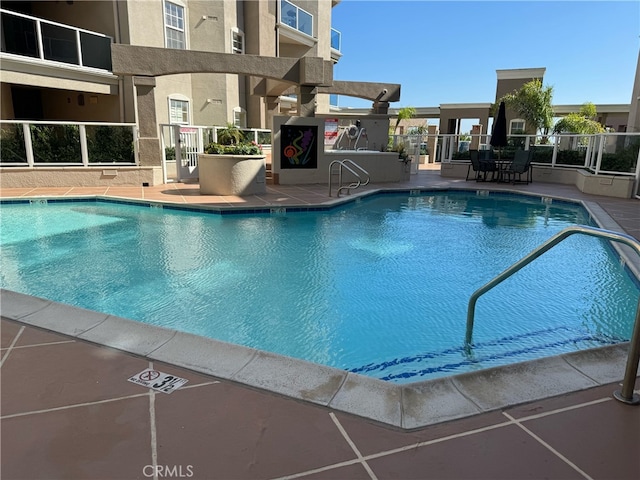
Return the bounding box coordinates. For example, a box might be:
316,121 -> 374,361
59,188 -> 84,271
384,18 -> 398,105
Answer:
490,101 -> 508,160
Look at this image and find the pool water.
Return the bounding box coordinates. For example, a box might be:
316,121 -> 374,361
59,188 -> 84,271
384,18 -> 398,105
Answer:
1,191 -> 638,383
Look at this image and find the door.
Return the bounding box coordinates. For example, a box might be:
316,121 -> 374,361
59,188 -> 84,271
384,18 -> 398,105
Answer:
174,126 -> 201,182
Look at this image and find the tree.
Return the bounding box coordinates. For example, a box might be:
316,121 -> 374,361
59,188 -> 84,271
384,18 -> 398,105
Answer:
499,79 -> 554,142
393,106 -> 416,134
553,102 -> 605,134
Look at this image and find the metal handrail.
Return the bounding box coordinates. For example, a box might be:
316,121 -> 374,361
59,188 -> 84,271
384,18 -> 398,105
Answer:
342,159 -> 370,187
465,225 -> 640,405
328,159 -> 369,197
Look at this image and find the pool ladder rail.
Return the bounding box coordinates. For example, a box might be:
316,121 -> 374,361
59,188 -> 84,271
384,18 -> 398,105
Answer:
465,225 -> 640,406
328,159 -> 370,197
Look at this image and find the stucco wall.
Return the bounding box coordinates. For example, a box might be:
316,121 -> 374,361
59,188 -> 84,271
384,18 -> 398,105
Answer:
0,167 -> 162,188
273,115 -> 406,185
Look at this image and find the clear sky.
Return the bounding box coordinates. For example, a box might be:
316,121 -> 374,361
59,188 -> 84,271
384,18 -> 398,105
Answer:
331,0 -> 640,109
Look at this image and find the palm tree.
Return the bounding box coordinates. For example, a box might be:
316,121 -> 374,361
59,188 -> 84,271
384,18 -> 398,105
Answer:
499,79 -> 554,143
393,106 -> 416,135
216,123 -> 244,145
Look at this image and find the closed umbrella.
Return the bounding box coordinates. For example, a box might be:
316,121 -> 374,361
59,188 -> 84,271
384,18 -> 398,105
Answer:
490,101 -> 508,160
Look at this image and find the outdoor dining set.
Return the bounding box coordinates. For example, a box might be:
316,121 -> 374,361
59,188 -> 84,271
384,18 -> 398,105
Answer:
465,148 -> 535,184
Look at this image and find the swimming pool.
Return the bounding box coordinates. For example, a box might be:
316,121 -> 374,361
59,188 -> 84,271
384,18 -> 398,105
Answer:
1,190 -> 638,383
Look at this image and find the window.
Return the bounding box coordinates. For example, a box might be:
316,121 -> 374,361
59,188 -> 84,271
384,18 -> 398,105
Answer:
231,28 -> 244,54
164,1 -> 185,49
510,119 -> 525,134
280,0 -> 313,37
233,107 -> 246,128
169,98 -> 189,124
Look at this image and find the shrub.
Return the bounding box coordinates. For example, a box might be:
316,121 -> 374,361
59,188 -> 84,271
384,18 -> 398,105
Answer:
86,125 -> 134,163
204,141 -> 262,155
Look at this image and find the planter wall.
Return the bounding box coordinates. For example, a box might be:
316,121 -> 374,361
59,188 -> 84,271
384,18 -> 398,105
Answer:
198,154 -> 266,195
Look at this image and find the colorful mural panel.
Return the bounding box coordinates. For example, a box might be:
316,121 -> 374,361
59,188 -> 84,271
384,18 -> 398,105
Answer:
280,125 -> 317,169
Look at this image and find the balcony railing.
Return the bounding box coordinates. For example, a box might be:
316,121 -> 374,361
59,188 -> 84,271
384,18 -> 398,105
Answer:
0,121 -> 136,166
280,0 -> 313,37
331,28 -> 341,52
0,8 -> 112,71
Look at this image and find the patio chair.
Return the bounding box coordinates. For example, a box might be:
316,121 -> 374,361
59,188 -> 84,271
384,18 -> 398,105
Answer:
466,149 -> 499,181
501,149 -> 533,184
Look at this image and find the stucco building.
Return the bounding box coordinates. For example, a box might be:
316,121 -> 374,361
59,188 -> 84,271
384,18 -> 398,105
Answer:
1,0 -> 343,128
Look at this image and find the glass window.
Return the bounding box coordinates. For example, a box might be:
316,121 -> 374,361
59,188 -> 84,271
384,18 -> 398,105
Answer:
331,28 -> 341,51
233,108 -> 246,128
169,99 -> 189,124
164,1 -> 185,49
232,29 -> 244,54
280,0 -> 313,37
510,119 -> 525,134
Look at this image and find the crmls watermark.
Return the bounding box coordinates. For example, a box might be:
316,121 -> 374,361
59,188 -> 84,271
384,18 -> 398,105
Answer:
143,465 -> 194,478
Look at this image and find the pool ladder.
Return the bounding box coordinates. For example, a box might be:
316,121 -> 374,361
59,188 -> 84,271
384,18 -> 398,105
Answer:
328,159 -> 370,197
465,225 -> 640,405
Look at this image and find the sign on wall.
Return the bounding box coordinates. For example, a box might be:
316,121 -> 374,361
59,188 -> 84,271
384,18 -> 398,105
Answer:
324,118 -> 339,146
280,125 -> 318,169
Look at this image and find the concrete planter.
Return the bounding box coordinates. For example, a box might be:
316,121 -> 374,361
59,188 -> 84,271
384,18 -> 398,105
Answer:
198,154 -> 266,195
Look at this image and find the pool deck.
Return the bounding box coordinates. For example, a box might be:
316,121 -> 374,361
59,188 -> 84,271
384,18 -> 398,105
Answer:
2,165 -> 640,479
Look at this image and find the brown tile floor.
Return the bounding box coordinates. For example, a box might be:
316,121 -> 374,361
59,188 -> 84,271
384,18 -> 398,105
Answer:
2,166 -> 640,479
2,318 -> 639,480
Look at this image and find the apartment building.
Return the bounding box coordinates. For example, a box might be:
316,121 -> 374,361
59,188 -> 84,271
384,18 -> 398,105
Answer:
1,0 -> 342,127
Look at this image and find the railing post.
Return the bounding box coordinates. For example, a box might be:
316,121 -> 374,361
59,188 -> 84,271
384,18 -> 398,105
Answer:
595,134 -> 605,174
79,124 -> 88,166
551,135 -> 559,167
23,122 -> 34,167
614,297 -> 640,404
75,29 -> 83,66
35,20 -> 44,60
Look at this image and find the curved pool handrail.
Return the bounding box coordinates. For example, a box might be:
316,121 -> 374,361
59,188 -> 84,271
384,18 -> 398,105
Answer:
328,159 -> 369,197
465,225 -> 640,405
342,159 -> 370,187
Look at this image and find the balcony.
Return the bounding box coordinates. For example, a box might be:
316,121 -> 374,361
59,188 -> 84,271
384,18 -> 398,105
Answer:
330,27 -> 342,62
278,0 -> 316,48
1,8 -> 113,72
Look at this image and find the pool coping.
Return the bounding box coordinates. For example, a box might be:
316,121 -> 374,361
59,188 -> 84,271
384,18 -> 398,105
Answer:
0,288 -> 631,429
1,186 -> 638,429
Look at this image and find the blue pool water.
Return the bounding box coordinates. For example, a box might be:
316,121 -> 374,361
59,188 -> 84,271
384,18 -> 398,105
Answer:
1,191 -> 638,383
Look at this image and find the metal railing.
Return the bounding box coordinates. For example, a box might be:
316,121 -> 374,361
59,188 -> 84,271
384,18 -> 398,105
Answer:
427,132 -> 640,180
465,225 -> 640,405
0,8 -> 113,71
0,120 -> 137,166
328,159 -> 370,197
280,0 -> 313,37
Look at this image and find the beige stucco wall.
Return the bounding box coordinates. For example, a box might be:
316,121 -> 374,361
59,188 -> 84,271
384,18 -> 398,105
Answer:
0,167 -> 162,188
272,115 -> 405,185
1,84 -> 15,119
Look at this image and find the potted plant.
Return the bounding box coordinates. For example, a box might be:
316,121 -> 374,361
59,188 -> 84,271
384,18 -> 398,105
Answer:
198,124 -> 266,195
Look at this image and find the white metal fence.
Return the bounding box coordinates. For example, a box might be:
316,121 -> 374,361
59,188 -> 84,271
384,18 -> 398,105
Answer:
160,124 -> 271,182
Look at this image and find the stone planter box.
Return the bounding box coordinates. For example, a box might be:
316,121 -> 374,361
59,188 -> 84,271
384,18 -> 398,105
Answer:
198,154 -> 266,195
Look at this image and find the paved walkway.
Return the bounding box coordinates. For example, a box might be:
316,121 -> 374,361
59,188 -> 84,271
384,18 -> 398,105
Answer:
2,318 -> 639,480
1,167 -> 639,479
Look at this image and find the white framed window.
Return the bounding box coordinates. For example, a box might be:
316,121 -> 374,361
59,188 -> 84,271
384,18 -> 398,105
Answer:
233,107 -> 246,128
164,1 -> 185,49
231,28 -> 245,54
169,97 -> 190,124
510,119 -> 525,134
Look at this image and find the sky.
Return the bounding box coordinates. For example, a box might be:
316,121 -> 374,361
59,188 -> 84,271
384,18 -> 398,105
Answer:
331,0 -> 640,111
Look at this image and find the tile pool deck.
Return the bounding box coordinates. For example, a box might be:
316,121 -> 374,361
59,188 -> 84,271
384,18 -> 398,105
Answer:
1,166 -> 640,479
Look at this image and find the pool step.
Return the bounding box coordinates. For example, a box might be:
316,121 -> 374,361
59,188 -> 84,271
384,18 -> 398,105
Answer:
349,326 -> 623,383
265,162 -> 274,185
